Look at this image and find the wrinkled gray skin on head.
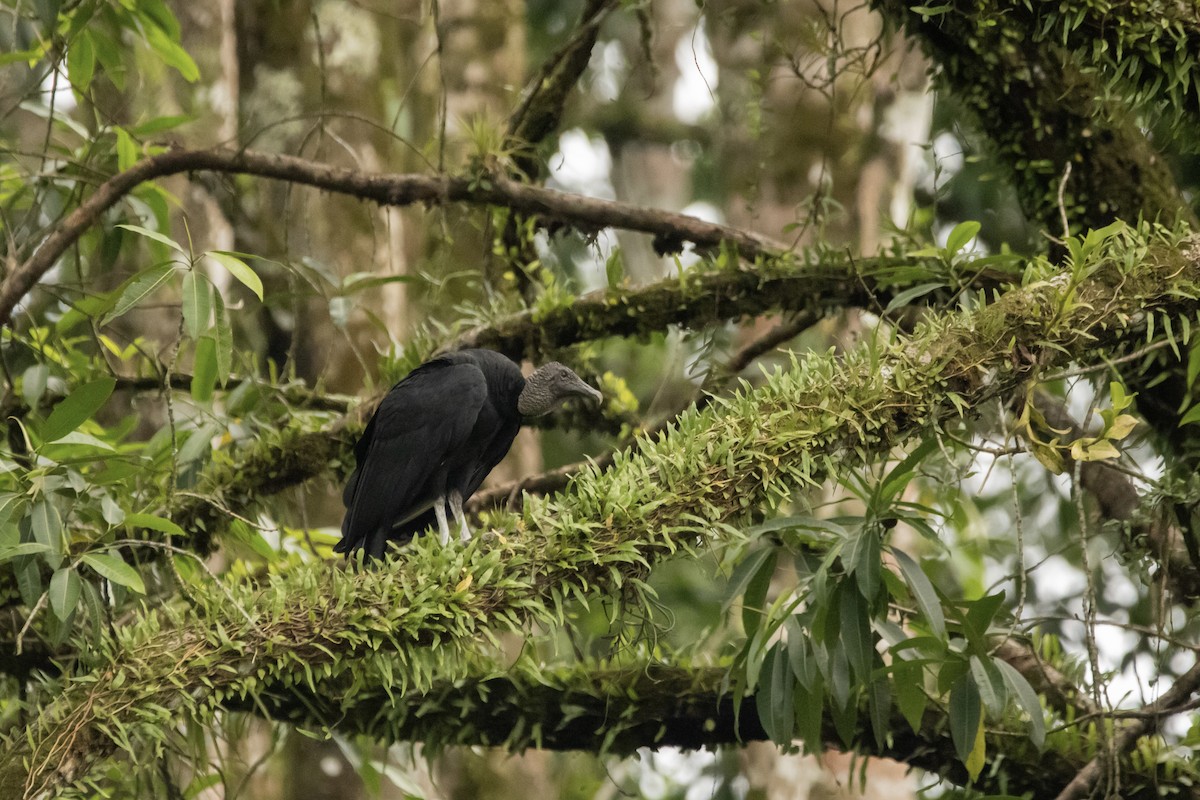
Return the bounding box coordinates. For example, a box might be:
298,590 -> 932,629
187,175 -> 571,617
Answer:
517,362 -> 603,416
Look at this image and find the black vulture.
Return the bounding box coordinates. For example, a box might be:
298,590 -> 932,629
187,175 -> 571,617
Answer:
337,348 -> 602,558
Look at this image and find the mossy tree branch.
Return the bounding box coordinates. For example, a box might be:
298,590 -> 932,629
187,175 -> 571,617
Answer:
4,228 -> 1200,798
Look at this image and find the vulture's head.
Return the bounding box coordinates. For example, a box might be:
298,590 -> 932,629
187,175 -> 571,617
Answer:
518,362 -> 603,416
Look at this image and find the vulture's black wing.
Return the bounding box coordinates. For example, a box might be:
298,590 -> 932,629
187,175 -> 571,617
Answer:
337,359 -> 488,557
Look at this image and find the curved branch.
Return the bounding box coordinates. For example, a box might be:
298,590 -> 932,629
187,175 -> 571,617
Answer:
1,146 -> 785,329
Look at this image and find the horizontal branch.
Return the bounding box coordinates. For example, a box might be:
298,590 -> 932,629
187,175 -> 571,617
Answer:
5,229 -> 1200,796
1,146 -> 786,329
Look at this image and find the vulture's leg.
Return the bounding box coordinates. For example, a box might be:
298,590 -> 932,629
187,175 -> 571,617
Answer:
434,496 -> 451,546
449,490 -> 471,543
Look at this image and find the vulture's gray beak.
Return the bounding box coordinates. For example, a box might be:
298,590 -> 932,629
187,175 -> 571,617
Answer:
574,380 -> 604,405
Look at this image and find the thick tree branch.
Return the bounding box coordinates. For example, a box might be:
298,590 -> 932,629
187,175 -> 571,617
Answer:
4,231 -> 1200,797
1,147 -> 786,329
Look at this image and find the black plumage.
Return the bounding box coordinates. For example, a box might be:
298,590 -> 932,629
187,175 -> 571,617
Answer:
337,349 -> 601,558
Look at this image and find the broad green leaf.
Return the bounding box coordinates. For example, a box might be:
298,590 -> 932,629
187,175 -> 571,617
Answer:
1182,403 -> 1200,427
867,676 -> 891,750
994,658 -> 1046,749
838,583 -> 873,681
101,263 -> 176,325
892,547 -> 946,637
208,251 -> 264,301
42,377 -> 117,442
946,220 -> 982,255
125,513 -> 184,537
144,23 -> 199,81
785,616 -> 817,689
66,29 -> 95,90
82,552 -> 146,595
116,223 -> 186,255
79,578 -> 104,637
742,549 -> 778,642
15,556 -> 43,607
182,270 -> 213,339
22,363 -> 49,407
30,499 -> 63,568
884,282 -> 943,313
879,436 -> 939,504
191,335 -> 217,403
0,542 -> 52,563
722,545 -> 776,613
129,115 -> 193,136
115,126 -> 138,172
893,659 -> 928,732
969,654 -> 1007,715
793,671 -> 825,753
756,644 -> 795,744
49,567 -> 81,621
43,431 -> 115,451
949,675 -> 982,765
211,290 -> 233,384
963,592 -> 1006,650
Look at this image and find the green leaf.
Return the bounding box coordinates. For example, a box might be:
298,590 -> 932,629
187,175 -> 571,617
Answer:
144,23 -> 199,81
49,567 -> 81,621
949,675 -> 982,765
125,513 -> 184,537
22,363 -> 49,407
742,549 -> 778,642
994,658 -> 1046,749
116,223 -> 186,255
29,499 -> 63,568
893,659 -> 928,732
0,542 -> 52,563
115,126 -> 138,172
969,654 -> 1007,715
946,220 -> 982,255
884,282 -> 943,313
892,547 -> 946,637
722,546 -> 776,613
867,676 -> 890,750
101,263 -> 177,325
208,251 -> 263,301
82,552 -> 146,595
67,29 -> 95,90
1181,403 -> 1200,427
879,437 -> 939,504
793,671 -> 825,753
191,335 -> 218,403
129,115 -> 193,136
211,290 -> 233,384
963,591 -> 1006,651
785,616 -> 817,689
42,377 -> 117,442
182,270 -> 213,339
15,556 -> 43,607
756,644 -> 795,744
838,583 -> 873,681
